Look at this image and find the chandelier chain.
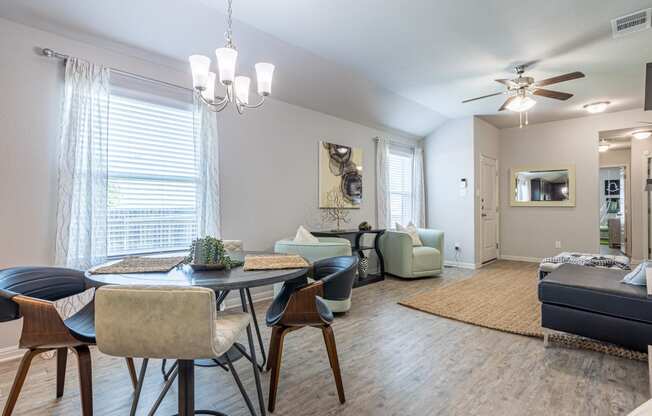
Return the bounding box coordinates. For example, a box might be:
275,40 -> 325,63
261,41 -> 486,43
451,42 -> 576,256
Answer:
225,0 -> 235,49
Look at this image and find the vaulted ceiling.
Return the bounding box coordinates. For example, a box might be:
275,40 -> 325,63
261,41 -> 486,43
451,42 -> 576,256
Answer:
1,0 -> 651,136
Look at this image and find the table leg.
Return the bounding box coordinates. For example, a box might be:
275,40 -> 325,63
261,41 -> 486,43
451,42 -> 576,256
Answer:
177,360 -> 195,416
240,289 -> 266,416
246,288 -> 267,370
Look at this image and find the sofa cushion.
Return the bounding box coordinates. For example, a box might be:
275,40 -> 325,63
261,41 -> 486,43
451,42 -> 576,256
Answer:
538,264 -> 652,324
412,246 -> 441,273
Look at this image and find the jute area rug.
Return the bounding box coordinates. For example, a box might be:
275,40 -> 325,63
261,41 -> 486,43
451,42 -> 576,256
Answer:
399,261 -> 646,362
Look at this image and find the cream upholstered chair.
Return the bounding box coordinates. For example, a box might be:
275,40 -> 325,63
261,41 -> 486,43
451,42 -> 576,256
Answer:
95,285 -> 252,416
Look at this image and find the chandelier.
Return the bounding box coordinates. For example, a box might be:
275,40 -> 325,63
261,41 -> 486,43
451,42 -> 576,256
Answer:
188,0 -> 275,114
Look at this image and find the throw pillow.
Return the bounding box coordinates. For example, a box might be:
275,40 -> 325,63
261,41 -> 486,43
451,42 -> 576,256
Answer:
395,222 -> 423,247
293,226 -> 319,244
622,262 -> 648,286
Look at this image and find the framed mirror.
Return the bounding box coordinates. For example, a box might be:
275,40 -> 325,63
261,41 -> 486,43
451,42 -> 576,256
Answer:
510,166 -> 575,207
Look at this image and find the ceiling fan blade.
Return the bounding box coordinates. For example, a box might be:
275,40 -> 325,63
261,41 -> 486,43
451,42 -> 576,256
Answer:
533,88 -> 573,100
495,79 -> 518,88
499,96 -> 516,111
534,71 -> 585,87
462,91 -> 504,103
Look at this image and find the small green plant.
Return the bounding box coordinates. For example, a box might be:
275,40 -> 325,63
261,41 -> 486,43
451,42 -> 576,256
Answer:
184,236 -> 232,268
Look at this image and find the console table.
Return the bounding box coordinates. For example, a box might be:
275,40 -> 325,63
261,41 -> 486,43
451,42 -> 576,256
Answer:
311,229 -> 386,287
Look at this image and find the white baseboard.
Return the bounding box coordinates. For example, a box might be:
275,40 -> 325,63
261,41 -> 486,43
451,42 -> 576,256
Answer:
499,255 -> 542,263
0,345 -> 23,363
444,260 -> 478,270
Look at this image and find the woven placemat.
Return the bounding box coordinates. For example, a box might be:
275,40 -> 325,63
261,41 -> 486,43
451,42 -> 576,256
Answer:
243,254 -> 309,271
90,256 -> 185,274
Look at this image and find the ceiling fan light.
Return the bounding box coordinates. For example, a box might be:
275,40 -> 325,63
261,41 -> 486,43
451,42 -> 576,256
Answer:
633,130 -> 652,140
583,101 -> 610,113
506,96 -> 536,112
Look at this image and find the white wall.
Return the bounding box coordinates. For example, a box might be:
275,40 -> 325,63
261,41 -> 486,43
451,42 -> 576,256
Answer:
0,18 -> 417,352
473,118 -> 499,265
499,108 -> 651,262
424,117 -> 475,265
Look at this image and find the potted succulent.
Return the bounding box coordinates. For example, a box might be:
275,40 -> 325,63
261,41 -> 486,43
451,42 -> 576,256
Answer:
183,236 -> 235,270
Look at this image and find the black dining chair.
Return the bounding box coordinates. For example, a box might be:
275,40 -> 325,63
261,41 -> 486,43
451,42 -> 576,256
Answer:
0,267 -> 138,416
265,255 -> 357,412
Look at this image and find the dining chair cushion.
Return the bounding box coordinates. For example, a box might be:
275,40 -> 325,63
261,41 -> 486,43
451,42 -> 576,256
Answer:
0,267 -> 86,322
64,301 -> 96,344
96,285 -> 248,360
214,312 -> 251,356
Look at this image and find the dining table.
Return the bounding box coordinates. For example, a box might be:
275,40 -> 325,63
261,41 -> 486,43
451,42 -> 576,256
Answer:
84,252 -> 309,416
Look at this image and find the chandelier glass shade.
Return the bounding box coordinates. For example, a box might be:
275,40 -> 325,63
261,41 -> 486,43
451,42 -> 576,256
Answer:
189,0 -> 275,114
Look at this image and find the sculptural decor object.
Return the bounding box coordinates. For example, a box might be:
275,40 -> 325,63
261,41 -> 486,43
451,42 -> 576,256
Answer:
319,141 -> 362,209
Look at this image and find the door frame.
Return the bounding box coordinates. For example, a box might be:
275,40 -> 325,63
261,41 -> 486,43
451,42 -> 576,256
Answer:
600,163 -> 631,257
479,154 -> 499,265
642,155 -> 651,262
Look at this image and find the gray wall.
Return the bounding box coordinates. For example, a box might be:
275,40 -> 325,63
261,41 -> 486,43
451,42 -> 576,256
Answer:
499,108 -> 651,261
0,18 -> 417,351
424,117 -> 475,265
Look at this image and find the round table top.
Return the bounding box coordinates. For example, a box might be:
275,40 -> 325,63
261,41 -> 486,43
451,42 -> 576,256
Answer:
84,252 -> 308,291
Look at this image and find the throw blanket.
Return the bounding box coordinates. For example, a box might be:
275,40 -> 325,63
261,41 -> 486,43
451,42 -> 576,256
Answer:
541,254 -> 630,270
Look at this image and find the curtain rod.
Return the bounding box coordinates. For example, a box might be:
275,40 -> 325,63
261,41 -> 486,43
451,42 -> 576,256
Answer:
40,47 -> 193,93
373,136 -> 420,149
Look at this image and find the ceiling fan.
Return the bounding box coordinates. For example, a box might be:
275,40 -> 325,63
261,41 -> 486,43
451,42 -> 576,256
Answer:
463,65 -> 585,127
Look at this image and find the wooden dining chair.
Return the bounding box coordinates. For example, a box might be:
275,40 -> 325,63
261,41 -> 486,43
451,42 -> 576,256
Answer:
264,256 -> 357,413
0,267 -> 138,416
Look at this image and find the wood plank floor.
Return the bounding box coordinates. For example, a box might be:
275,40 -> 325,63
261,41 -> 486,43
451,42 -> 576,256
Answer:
0,261 -> 647,415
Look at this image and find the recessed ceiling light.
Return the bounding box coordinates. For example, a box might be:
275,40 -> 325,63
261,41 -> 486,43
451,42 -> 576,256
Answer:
583,101 -> 610,113
633,130 -> 652,140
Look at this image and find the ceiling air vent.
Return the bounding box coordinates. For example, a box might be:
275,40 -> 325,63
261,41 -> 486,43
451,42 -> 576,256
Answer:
611,9 -> 651,38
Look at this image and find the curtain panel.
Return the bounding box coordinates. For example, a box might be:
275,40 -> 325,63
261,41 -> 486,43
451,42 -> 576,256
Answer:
375,137 -> 391,229
193,97 -> 222,237
55,58 -> 110,270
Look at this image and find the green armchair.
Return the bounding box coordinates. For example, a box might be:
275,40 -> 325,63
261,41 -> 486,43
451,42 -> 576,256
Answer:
274,237 -> 353,312
379,229 -> 444,278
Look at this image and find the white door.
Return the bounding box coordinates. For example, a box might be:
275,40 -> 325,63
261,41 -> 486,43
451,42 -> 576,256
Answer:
480,155 -> 498,263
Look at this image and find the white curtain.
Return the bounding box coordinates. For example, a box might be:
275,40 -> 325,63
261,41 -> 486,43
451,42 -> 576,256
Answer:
375,137 -> 391,229
193,97 -> 221,237
55,58 -> 110,270
412,145 -> 426,227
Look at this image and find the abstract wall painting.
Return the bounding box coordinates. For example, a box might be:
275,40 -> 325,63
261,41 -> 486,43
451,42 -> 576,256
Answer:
319,141 -> 362,209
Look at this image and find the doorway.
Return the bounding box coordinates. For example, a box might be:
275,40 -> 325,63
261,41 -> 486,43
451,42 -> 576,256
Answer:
599,166 -> 628,256
598,128 -> 632,257
480,155 -> 498,263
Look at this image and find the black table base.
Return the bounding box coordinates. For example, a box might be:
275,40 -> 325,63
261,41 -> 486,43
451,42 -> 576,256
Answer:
354,273 -> 385,288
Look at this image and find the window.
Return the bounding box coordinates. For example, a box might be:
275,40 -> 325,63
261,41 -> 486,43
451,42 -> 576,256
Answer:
107,92 -> 197,256
388,147 -> 414,226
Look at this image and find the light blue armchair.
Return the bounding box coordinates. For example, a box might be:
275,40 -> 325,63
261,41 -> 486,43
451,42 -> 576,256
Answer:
379,229 -> 444,278
273,237 -> 353,312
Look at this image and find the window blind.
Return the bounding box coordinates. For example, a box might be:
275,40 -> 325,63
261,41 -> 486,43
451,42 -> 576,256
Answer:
107,93 -> 197,256
388,148 -> 414,226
